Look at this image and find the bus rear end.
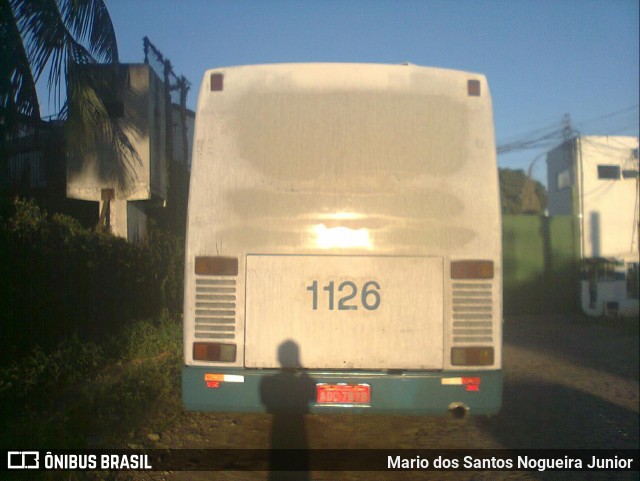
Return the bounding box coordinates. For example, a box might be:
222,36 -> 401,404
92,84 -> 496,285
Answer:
183,63 -> 502,416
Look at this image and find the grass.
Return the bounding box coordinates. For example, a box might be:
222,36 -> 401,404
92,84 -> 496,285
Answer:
0,313 -> 183,450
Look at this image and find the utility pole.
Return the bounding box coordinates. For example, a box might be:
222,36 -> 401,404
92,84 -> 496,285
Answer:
562,113 -> 572,142
634,146 -> 639,254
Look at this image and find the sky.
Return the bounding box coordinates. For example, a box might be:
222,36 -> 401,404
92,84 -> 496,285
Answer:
42,0 -> 640,185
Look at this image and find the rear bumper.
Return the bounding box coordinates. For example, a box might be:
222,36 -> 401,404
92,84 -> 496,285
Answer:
182,366 -> 502,416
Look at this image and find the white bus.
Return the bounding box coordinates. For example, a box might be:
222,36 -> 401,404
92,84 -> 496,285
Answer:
182,63 -> 502,416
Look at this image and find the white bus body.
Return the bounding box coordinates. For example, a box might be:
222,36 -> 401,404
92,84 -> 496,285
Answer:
183,63 -> 502,415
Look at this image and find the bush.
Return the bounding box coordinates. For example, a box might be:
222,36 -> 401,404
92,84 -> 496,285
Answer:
0,199 -> 184,364
0,315 -> 182,449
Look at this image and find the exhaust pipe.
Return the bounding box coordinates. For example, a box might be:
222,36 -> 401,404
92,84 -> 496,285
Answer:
448,402 -> 469,419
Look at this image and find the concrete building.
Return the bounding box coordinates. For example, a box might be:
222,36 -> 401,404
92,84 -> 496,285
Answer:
66,63 -> 167,242
547,136 -> 639,317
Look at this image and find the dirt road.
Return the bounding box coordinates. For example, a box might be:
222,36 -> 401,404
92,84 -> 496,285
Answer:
119,315 -> 639,481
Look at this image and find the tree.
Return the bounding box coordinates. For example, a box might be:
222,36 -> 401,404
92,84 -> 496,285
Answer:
1,0 -> 136,183
499,168 -> 547,215
0,0 -> 40,134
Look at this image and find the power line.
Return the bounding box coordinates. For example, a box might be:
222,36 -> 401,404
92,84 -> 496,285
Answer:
574,104 -> 639,129
497,119 -> 565,145
496,105 -> 639,156
497,129 -> 565,154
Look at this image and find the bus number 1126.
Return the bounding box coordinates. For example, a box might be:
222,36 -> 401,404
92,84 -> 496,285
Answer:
306,280 -> 381,311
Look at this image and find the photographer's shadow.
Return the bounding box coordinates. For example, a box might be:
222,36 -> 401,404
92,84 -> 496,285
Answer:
260,340 -> 315,480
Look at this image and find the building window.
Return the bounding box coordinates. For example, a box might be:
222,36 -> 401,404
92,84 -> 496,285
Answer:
622,169 -> 639,179
597,165 -> 620,180
556,169 -> 571,190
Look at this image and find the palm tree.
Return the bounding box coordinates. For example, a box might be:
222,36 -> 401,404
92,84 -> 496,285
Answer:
1,0 -> 137,185
0,0 -> 40,134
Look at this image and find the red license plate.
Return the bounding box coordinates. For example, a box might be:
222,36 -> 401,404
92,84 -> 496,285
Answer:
316,383 -> 371,404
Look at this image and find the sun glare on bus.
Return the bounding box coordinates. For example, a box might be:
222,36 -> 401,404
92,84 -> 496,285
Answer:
313,224 -> 373,250
319,211 -> 365,221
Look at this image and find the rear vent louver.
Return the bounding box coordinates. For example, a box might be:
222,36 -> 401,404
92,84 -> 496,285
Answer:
451,282 -> 493,343
194,278 -> 236,339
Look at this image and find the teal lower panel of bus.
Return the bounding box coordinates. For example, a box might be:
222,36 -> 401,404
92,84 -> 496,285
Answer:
182,366 -> 502,416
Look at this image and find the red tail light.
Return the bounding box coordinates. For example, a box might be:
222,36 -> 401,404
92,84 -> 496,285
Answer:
193,342 -> 237,362
195,256 -> 238,276
451,260 -> 494,279
451,347 -> 494,366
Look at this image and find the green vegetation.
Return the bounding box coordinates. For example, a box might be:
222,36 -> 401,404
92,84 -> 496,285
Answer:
1,0 -> 188,463
0,199 -> 184,363
1,0 -> 137,177
0,198 -> 185,453
499,168 -> 547,215
0,314 -> 182,450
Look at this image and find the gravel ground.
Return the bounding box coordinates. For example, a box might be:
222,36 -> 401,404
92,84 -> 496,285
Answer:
115,315 -> 639,481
